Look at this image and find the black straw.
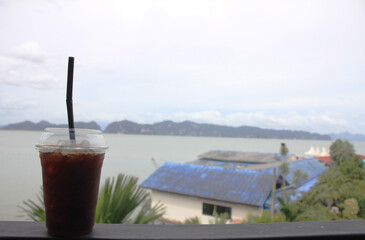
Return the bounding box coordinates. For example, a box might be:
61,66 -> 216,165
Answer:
66,57 -> 75,140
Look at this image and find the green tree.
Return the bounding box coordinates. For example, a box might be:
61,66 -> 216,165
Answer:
277,198 -> 303,222
19,173 -> 165,224
330,139 -> 355,164
287,142 -> 365,221
247,140 -> 365,222
341,198 -> 359,220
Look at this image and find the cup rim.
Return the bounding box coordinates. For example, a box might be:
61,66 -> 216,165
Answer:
36,144 -> 108,152
36,127 -> 108,152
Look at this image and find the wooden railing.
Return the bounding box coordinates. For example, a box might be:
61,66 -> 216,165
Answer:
0,220 -> 365,239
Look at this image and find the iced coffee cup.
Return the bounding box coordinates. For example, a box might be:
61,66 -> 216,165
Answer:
36,128 -> 107,237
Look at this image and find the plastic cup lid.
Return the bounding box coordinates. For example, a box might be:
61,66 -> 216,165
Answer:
36,128 -> 108,153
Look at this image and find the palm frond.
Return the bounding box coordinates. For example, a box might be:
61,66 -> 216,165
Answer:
95,173 -> 164,224
18,188 -> 45,222
133,201 -> 166,224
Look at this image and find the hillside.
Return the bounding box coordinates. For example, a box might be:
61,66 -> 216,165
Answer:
330,132 -> 365,142
7,120 -> 364,141
1,120 -> 101,131
104,120 -> 331,140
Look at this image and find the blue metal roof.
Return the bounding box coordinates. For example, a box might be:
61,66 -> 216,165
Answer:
188,159 -> 257,169
198,150 -> 295,163
263,177 -> 320,210
141,162 -> 274,207
261,157 -> 326,185
262,158 -> 326,210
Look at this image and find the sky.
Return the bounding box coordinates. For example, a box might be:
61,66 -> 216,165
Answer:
0,0 -> 364,134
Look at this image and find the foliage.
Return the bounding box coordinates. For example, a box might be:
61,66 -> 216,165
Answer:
129,198 -> 166,224
19,173 -> 165,224
281,140 -> 365,221
95,173 -> 165,224
257,139 -> 365,223
208,212 -> 230,224
294,203 -> 339,222
18,187 -> 45,222
279,162 -> 289,177
329,139 -> 355,164
277,198 -> 303,222
244,210 -> 286,223
182,213 -> 230,224
341,198 -> 359,220
293,169 -> 308,187
339,157 -> 365,180
184,216 -> 201,224
354,197 -> 365,218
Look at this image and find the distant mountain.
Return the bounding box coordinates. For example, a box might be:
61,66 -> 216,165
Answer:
1,120 -> 101,131
104,120 -> 331,140
330,132 -> 365,142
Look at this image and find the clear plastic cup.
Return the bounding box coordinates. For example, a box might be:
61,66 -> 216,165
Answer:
36,128 -> 107,237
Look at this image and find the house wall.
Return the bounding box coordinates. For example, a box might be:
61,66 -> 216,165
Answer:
151,190 -> 262,224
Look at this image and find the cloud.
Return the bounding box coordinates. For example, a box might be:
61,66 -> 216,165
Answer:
0,71 -> 60,89
0,97 -> 37,113
28,74 -> 60,89
0,42 -> 60,88
0,56 -> 24,72
10,42 -> 47,63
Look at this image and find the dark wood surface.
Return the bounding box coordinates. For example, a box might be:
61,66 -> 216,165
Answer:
0,220 -> 364,239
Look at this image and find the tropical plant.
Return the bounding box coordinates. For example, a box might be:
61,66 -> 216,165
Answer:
18,187 -> 45,222
19,173 -> 165,224
95,173 -> 165,224
183,216 -> 201,224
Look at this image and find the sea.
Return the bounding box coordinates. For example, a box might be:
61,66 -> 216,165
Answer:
1,130 -> 365,221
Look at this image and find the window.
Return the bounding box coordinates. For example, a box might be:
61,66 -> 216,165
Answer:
202,203 -> 231,219
216,205 -> 231,218
202,203 -> 214,216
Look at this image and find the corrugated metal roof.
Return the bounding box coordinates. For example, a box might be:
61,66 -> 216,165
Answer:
187,159 -> 256,169
141,162 -> 274,207
261,157 -> 326,185
198,150 -> 294,163
263,177 -> 320,210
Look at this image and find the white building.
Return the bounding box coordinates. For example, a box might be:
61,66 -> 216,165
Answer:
141,161 -> 273,224
150,189 -> 263,224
